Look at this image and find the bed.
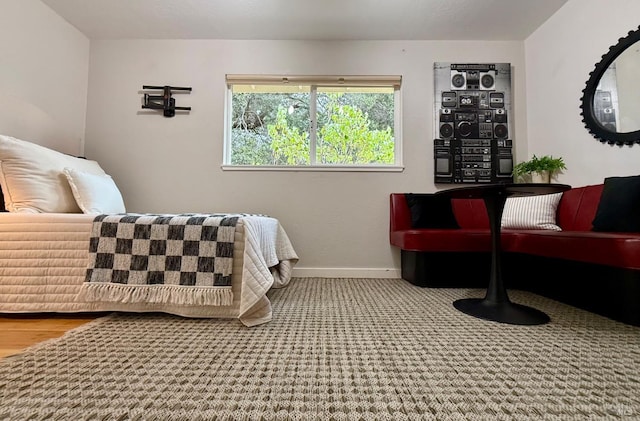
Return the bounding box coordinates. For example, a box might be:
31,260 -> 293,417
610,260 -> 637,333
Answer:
0,135 -> 298,327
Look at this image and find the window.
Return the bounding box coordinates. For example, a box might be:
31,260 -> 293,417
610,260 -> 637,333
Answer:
224,75 -> 402,170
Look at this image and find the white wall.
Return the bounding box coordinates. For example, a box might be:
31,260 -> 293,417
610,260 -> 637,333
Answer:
525,0 -> 640,187
84,40 -> 527,277
0,0 -> 89,155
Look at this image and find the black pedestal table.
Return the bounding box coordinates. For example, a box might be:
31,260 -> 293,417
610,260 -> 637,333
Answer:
436,183 -> 571,325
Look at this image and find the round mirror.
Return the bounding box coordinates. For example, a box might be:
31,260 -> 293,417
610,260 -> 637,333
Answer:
580,26 -> 640,145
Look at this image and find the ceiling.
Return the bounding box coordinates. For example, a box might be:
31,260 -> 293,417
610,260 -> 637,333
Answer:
41,0 -> 568,41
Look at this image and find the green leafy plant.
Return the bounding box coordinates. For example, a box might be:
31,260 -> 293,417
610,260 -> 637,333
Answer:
512,155 -> 567,181
266,94 -> 394,165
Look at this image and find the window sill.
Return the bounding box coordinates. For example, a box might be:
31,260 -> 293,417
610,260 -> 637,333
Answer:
221,165 -> 405,172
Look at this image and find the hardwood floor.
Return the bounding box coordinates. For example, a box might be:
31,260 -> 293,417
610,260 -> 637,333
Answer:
0,314 -> 104,359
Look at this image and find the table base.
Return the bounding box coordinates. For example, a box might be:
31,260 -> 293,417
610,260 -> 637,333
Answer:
453,298 -> 550,325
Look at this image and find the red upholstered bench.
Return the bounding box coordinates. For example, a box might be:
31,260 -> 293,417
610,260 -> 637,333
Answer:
390,184 -> 640,326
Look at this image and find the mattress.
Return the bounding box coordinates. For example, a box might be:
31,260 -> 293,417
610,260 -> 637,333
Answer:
0,213 -> 298,326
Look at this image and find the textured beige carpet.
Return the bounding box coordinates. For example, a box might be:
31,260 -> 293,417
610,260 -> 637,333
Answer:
1,278 -> 639,420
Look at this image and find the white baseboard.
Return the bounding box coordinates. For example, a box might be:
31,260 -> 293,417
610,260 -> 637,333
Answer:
292,267 -> 401,279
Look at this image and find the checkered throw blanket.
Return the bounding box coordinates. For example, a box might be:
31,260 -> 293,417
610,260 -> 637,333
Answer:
79,213 -> 240,307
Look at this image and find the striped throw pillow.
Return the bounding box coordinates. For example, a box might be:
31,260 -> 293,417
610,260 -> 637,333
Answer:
501,193 -> 563,231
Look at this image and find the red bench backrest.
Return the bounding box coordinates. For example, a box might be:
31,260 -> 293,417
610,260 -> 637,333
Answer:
556,184 -> 603,231
391,184 -> 604,233
451,199 -> 490,229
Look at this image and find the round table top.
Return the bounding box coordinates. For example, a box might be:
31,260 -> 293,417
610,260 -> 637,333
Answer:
435,183 -> 571,199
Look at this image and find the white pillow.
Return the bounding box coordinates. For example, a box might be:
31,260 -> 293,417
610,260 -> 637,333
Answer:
63,168 -> 126,214
0,135 -> 106,213
501,193 -> 563,231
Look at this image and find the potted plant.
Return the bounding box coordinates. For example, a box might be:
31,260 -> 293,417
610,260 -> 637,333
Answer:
512,154 -> 566,183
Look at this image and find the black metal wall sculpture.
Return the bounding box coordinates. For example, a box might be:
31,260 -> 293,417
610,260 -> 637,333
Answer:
580,25 -> 640,145
142,85 -> 191,117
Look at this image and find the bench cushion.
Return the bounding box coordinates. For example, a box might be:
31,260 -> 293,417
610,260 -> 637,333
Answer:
556,184 -> 603,231
508,230 -> 640,270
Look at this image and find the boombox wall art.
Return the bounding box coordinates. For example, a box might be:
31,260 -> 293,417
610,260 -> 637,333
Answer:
433,63 -> 514,184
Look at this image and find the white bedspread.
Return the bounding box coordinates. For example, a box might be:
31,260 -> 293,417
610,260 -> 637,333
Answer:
0,213 -> 298,326
239,216 -> 297,325
236,215 -> 298,325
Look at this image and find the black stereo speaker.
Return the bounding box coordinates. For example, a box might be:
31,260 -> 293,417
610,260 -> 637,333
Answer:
439,109 -> 454,139
493,124 -> 508,139
440,123 -> 454,139
479,70 -> 496,90
492,109 -> 508,139
450,71 -> 466,90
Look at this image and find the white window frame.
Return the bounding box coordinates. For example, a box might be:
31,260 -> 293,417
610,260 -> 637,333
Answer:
223,75 -> 403,172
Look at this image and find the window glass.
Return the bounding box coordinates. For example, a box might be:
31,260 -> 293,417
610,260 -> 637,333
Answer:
230,84 -> 311,166
226,77 -> 401,169
316,87 -> 395,165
